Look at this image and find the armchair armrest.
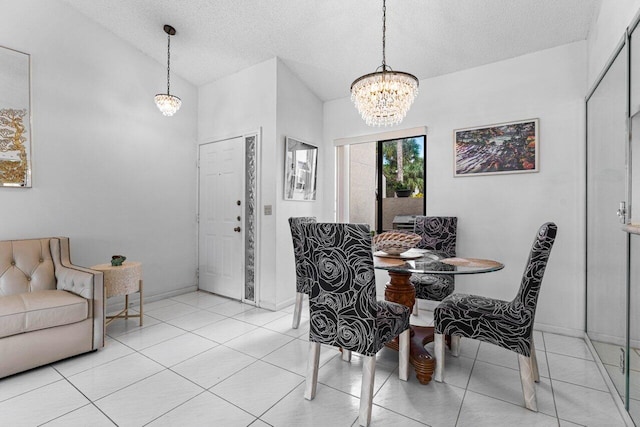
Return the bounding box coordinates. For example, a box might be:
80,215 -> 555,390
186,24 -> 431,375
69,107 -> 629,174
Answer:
50,238 -> 104,350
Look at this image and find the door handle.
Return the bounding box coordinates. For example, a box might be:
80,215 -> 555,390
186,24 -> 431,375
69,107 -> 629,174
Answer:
234,227 -> 241,232
617,201 -> 626,224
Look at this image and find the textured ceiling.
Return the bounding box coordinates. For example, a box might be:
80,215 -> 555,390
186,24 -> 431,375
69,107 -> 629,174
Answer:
62,0 -> 601,101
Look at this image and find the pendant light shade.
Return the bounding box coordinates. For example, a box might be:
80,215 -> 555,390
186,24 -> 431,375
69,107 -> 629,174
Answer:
350,0 -> 418,126
155,24 -> 181,116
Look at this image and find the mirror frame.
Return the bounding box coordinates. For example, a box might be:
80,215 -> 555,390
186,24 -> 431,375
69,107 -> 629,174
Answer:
284,137 -> 318,201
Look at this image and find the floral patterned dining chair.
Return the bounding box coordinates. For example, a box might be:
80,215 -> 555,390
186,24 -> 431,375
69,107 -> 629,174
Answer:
411,216 -> 458,314
288,216 -> 316,329
433,222 -> 557,412
300,222 -> 410,427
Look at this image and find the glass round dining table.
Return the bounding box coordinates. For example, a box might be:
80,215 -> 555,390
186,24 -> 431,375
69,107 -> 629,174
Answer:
373,248 -> 504,384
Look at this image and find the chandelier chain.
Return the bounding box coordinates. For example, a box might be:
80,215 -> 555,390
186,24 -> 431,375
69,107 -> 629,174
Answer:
166,32 -> 171,95
382,0 -> 386,70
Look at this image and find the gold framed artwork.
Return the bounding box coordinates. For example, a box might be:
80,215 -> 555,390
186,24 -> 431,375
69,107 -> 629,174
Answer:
454,119 -> 539,177
0,45 -> 32,187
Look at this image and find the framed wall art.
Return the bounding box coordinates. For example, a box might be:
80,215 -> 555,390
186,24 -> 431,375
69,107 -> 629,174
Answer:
284,137 -> 318,201
0,45 -> 32,187
454,119 -> 539,177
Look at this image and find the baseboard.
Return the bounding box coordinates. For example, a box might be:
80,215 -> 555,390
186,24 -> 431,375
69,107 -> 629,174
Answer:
274,296 -> 296,312
106,284 -> 197,312
532,322 -> 584,338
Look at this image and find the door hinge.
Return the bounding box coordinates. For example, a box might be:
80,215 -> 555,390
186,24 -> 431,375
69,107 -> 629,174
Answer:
195,268 -> 199,284
196,159 -> 200,169
196,214 -> 199,223
620,348 -> 626,374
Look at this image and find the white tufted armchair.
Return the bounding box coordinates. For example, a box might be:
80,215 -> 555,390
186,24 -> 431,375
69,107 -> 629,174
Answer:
0,237 -> 104,379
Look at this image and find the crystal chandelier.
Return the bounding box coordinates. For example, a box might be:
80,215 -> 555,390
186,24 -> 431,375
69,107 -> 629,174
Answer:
154,25 -> 182,116
350,0 -> 419,127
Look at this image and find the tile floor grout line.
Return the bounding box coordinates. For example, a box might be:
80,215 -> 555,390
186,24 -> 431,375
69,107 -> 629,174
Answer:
540,332 -> 561,423
47,369 -> 120,427
453,338 -> 481,426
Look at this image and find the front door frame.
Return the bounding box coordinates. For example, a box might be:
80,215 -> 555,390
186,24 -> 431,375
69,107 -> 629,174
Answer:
197,129 -> 261,304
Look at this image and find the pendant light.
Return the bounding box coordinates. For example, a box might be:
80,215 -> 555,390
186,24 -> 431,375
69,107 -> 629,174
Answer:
350,0 -> 419,126
154,24 -> 182,116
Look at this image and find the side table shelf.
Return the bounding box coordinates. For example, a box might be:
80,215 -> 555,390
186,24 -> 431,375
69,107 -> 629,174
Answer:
91,261 -> 143,327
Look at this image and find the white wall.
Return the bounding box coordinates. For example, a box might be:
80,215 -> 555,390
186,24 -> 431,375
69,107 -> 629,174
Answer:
324,42 -> 587,335
274,60 -> 324,310
0,0 -> 199,300
588,0 -> 640,87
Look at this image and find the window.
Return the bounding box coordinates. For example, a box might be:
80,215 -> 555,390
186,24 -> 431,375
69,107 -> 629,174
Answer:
376,136 -> 426,232
342,135 -> 426,232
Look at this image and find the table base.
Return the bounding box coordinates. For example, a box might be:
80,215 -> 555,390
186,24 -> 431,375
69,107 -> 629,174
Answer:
383,270 -> 436,384
385,326 -> 435,384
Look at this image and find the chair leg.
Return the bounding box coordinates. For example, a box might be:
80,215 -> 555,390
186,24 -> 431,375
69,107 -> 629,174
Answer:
530,339 -> 540,383
292,292 -> 304,329
398,329 -> 410,381
305,342 -> 321,400
359,355 -> 376,427
518,354 -> 538,412
450,335 -> 460,357
434,333 -> 445,382
342,349 -> 352,362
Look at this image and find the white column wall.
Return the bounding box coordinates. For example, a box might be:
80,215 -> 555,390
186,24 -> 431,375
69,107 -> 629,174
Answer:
198,58 -> 280,308
0,0 -> 199,300
274,59 -> 324,310
324,42 -> 587,335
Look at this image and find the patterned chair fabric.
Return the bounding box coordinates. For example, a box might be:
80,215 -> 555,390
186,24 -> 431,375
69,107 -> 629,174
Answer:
288,217 -> 317,294
411,216 -> 458,301
434,222 -> 557,357
300,222 -> 410,356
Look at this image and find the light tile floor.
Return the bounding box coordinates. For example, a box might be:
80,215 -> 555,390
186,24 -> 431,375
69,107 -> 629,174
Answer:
0,291 -> 629,426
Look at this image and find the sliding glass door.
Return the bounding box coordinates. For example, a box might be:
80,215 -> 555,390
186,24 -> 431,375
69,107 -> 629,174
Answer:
586,43 -> 628,403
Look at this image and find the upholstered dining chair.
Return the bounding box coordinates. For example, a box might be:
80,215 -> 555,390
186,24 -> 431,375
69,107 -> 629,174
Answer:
433,222 -> 557,412
411,216 -> 458,315
288,217 -> 317,329
300,222 -> 411,427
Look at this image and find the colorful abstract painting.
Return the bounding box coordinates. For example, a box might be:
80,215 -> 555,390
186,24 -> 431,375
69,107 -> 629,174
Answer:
454,119 -> 538,177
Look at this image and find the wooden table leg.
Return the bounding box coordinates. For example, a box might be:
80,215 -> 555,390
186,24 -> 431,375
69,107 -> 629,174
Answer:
384,270 -> 435,384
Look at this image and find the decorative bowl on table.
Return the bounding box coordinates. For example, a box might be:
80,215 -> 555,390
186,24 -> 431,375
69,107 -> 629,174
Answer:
372,231 -> 421,255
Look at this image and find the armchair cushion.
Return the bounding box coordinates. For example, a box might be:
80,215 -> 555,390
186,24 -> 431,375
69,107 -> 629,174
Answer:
0,290 -> 88,339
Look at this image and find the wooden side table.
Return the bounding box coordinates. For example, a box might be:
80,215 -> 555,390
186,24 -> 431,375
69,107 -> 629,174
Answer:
91,261 -> 143,327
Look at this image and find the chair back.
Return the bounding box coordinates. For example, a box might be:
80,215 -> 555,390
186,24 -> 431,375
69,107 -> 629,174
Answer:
413,216 -> 457,257
288,217 -> 317,294
511,222 -> 557,316
300,222 -> 379,355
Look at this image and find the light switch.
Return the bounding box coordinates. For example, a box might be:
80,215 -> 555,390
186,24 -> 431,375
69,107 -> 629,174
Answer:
264,205 -> 273,215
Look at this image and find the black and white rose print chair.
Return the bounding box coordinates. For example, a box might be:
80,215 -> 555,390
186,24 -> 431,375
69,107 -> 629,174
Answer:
433,222 -> 557,412
300,222 -> 411,427
288,216 -> 317,329
411,216 -> 458,315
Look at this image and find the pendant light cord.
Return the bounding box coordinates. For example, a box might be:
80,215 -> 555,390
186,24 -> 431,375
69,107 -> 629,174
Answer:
382,0 -> 386,71
166,32 -> 171,95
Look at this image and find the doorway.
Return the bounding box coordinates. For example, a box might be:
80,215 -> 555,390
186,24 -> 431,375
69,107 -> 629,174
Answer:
198,132 -> 259,302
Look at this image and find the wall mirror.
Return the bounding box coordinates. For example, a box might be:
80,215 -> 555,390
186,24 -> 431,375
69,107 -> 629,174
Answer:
0,45 -> 31,187
284,137 -> 318,201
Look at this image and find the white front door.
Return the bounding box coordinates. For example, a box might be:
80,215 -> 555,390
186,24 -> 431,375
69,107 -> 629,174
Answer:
198,137 -> 245,299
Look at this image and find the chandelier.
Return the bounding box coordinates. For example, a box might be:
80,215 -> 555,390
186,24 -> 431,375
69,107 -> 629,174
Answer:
350,0 -> 419,127
154,25 -> 182,116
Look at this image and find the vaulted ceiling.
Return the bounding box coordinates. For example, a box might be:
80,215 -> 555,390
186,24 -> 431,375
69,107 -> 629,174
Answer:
62,0 -> 601,101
